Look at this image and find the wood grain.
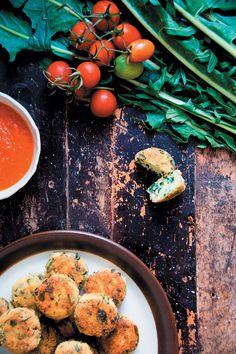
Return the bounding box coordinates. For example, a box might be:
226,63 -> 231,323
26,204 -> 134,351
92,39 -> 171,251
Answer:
0,58 -> 199,353
196,148 -> 236,354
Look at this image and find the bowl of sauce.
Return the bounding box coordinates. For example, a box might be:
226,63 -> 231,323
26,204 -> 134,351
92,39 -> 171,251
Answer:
0,92 -> 41,200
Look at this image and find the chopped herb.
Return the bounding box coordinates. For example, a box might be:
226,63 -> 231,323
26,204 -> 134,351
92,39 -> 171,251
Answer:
74,343 -> 81,352
10,320 -> 17,327
97,310 -> 107,323
74,253 -> 80,260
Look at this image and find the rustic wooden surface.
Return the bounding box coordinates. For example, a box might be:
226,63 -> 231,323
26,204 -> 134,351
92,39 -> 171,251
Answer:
196,149 -> 236,354
0,54 -> 235,353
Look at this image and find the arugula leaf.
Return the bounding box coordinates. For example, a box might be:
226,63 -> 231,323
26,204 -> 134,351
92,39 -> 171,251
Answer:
9,0 -> 27,8
0,11 -> 74,61
0,11 -> 33,61
120,0 -> 236,103
165,108 -> 235,152
22,0 -> 82,36
173,0 -> 236,57
146,112 -> 166,130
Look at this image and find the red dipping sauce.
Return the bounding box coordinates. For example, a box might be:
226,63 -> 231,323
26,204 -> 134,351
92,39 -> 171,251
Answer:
0,102 -> 34,190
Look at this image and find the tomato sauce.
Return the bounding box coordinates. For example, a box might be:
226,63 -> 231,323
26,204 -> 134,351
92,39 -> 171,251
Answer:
0,103 -> 34,190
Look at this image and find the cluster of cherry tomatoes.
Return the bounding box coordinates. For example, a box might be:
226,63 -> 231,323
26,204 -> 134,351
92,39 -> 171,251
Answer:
46,0 -> 155,117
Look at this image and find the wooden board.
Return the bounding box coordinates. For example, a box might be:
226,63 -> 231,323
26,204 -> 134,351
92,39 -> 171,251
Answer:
0,55 -> 222,354
196,149 -> 236,354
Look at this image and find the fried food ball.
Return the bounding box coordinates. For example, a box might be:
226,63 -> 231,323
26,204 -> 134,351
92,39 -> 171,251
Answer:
147,169 -> 186,203
46,252 -> 88,288
0,307 -> 41,353
34,274 -> 79,320
84,268 -> 126,306
0,297 -> 10,316
100,315 -> 139,354
135,147 -> 175,177
74,294 -> 118,337
12,274 -> 44,311
55,340 -> 94,354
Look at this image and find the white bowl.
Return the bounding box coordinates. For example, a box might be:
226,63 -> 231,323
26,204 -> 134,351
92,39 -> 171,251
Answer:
0,93 -> 41,200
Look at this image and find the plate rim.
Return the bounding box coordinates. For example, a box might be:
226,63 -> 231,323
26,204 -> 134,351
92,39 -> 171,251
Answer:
0,230 -> 178,354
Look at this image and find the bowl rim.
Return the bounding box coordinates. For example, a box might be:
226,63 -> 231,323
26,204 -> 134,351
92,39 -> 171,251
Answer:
0,92 -> 41,200
0,230 -> 179,354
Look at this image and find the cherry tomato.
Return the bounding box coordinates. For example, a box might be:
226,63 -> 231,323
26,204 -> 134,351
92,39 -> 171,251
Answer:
92,1 -> 120,31
128,39 -> 155,63
113,23 -> 142,50
89,40 -> 115,66
47,61 -> 72,84
70,21 -> 97,51
90,89 -> 117,117
114,54 -> 144,80
76,62 -> 101,88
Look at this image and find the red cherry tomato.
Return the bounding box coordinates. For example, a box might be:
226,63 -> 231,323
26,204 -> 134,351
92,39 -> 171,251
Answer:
70,21 -> 97,51
113,23 -> 142,50
76,62 -> 101,88
128,39 -> 155,63
92,1 -> 120,31
90,89 -> 117,117
47,61 -> 72,84
89,40 -> 115,66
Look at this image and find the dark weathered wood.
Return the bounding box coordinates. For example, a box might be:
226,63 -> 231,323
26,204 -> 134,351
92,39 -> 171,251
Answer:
196,148 -> 236,354
0,61 -> 68,245
0,58 -> 199,353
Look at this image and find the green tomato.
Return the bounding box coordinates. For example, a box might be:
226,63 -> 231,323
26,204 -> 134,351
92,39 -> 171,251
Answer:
114,54 -> 144,80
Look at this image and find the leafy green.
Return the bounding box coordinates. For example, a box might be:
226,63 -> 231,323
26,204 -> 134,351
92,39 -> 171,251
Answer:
118,65 -> 236,153
121,90 -> 236,152
22,0 -> 83,36
1,0 -> 236,154
0,11 -> 74,61
120,0 -> 236,103
0,11 -> 33,61
173,0 -> 236,57
9,0 -> 27,8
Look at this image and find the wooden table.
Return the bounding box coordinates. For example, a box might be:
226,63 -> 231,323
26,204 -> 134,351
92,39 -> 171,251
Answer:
0,55 -> 235,354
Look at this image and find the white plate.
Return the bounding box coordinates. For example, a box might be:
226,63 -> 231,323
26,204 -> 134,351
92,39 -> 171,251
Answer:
0,250 -> 157,354
0,231 -> 178,354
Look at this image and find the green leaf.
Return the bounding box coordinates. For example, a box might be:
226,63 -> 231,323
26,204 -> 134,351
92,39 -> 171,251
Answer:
149,67 -> 167,92
146,112 -> 166,130
173,0 -> 236,57
0,11 -> 32,61
9,0 -> 26,8
206,88 -> 236,117
22,0 -> 92,37
120,0 -> 236,103
51,38 -> 74,59
118,94 -> 158,111
0,11 -> 74,61
214,130 -> 236,153
30,1 -> 52,51
166,107 -> 188,123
